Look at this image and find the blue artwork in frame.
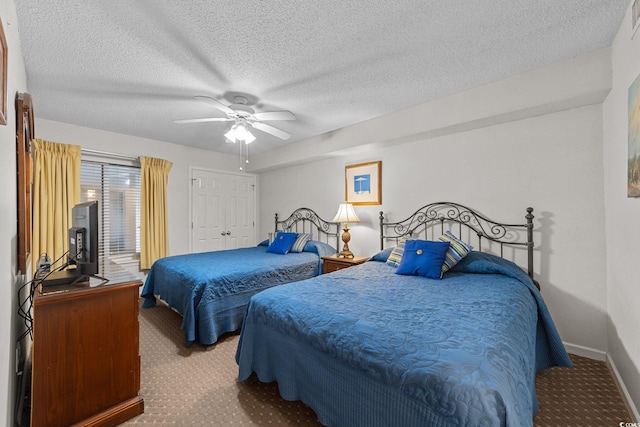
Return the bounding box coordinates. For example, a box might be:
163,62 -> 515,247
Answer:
345,161 -> 381,205
353,174 -> 371,194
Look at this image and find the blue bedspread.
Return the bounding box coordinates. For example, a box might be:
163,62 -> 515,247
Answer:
236,252 -> 571,427
142,244 -> 332,345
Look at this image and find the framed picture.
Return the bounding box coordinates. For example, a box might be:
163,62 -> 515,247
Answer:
0,18 -> 7,126
16,93 -> 34,274
633,0 -> 640,39
629,71 -> 640,197
345,161 -> 381,205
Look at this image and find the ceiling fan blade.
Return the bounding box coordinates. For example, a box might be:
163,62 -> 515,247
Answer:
251,122 -> 291,140
193,96 -> 236,115
251,111 -> 296,121
174,117 -> 233,124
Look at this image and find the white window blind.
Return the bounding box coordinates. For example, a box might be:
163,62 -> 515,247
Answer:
80,160 -> 142,280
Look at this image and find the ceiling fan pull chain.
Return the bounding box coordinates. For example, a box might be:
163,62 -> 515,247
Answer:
238,139 -> 249,171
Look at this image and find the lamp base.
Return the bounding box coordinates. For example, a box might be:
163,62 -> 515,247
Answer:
338,226 -> 355,259
337,250 -> 355,259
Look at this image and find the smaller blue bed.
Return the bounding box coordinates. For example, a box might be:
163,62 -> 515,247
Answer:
235,203 -> 573,426
141,208 -> 339,346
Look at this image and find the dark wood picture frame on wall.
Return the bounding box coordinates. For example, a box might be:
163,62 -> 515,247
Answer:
16,93 -> 34,274
0,18 -> 7,126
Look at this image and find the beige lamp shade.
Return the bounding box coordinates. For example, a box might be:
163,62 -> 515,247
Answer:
332,202 -> 361,224
332,202 -> 360,258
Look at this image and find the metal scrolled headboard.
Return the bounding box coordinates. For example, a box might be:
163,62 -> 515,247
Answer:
275,207 -> 341,251
379,202 -> 535,281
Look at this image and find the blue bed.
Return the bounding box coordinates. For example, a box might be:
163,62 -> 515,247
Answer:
141,208 -> 339,346
235,203 -> 572,426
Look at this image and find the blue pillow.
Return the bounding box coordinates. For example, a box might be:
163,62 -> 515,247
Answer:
396,240 -> 450,279
370,247 -> 393,262
266,232 -> 298,254
303,240 -> 336,257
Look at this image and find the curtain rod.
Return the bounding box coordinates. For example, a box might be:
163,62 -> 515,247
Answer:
81,148 -> 139,162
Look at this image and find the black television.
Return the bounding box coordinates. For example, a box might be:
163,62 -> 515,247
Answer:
68,200 -> 99,276
41,200 -> 99,287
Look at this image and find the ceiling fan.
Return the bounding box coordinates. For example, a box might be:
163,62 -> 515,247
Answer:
174,95 -> 296,143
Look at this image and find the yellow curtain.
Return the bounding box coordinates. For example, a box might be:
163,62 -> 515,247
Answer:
31,139 -> 81,273
140,156 -> 172,270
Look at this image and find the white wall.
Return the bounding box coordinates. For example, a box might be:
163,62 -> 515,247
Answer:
257,49 -> 610,361
1,0 -> 29,424
36,119 -> 242,257
603,0 -> 640,418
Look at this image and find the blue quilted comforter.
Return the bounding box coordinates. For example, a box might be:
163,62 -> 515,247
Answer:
236,252 -> 571,427
142,243 -> 333,345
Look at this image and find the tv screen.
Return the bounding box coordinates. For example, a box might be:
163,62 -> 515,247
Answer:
69,200 -> 99,276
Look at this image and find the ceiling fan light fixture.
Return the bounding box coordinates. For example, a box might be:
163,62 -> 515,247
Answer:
224,124 -> 238,143
243,130 -> 256,144
224,120 -> 256,144
234,122 -> 248,141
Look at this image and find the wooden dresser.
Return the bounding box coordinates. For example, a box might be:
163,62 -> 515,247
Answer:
31,278 -> 144,427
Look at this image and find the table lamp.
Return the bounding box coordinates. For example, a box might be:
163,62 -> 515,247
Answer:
332,202 -> 360,258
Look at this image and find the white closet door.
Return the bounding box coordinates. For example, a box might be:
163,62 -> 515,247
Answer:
192,169 -> 226,252
224,174 -> 254,249
191,168 -> 255,252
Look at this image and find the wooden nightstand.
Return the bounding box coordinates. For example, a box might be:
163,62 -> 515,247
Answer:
321,254 -> 368,274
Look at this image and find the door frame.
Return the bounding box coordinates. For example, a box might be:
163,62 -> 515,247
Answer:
188,166 -> 258,253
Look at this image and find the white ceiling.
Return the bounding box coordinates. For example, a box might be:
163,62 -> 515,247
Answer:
15,1 -> 629,156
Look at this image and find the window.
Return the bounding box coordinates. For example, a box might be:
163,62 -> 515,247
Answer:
80,160 -> 142,280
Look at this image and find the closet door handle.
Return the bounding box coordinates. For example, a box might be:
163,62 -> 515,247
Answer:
226,231 -> 231,235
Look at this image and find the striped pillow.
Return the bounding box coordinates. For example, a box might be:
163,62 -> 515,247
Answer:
439,231 -> 473,273
290,233 -> 312,253
386,238 -> 408,268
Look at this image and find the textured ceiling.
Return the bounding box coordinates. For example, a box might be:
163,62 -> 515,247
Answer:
15,1 -> 629,156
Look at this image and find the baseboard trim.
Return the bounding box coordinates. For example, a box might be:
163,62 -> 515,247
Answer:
562,341 -> 638,422
76,395 -> 144,426
608,355 -> 640,422
563,341 -> 606,361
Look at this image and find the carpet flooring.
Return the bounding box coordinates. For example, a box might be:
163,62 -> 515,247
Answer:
125,300 -> 634,426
